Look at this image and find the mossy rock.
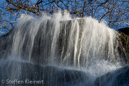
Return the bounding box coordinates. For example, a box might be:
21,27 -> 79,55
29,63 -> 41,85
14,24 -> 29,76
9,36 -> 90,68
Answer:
118,32 -> 129,64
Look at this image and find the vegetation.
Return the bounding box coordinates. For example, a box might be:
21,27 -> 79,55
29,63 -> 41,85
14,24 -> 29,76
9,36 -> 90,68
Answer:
118,32 -> 129,62
0,0 -> 129,33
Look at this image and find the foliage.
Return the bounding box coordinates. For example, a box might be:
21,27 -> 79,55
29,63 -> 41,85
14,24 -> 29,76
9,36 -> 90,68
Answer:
0,0 -> 129,34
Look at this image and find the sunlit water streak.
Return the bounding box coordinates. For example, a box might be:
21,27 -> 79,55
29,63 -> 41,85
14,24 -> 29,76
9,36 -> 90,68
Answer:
0,11 -> 122,86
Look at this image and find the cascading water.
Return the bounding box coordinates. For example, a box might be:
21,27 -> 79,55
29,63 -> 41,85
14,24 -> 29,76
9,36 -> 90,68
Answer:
0,11 -> 125,86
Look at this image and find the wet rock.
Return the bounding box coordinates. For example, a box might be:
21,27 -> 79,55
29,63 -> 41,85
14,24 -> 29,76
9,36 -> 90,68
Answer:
95,66 -> 129,86
0,60 -> 87,86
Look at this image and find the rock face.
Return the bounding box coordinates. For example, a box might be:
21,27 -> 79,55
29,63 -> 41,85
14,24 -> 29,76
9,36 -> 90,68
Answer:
118,29 -> 129,64
118,27 -> 129,35
0,60 -> 87,86
0,28 -> 14,59
0,18 -> 129,86
95,66 -> 129,86
0,19 -> 126,65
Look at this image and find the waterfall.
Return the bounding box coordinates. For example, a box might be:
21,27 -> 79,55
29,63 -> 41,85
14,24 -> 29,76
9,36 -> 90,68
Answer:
0,12 -> 122,86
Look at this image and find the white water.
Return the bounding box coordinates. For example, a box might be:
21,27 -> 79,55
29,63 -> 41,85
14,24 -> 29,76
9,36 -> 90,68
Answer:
0,11 -> 122,86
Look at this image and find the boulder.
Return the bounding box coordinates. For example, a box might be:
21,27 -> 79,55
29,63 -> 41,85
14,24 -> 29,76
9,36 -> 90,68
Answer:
95,66 -> 129,86
0,59 -> 87,86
